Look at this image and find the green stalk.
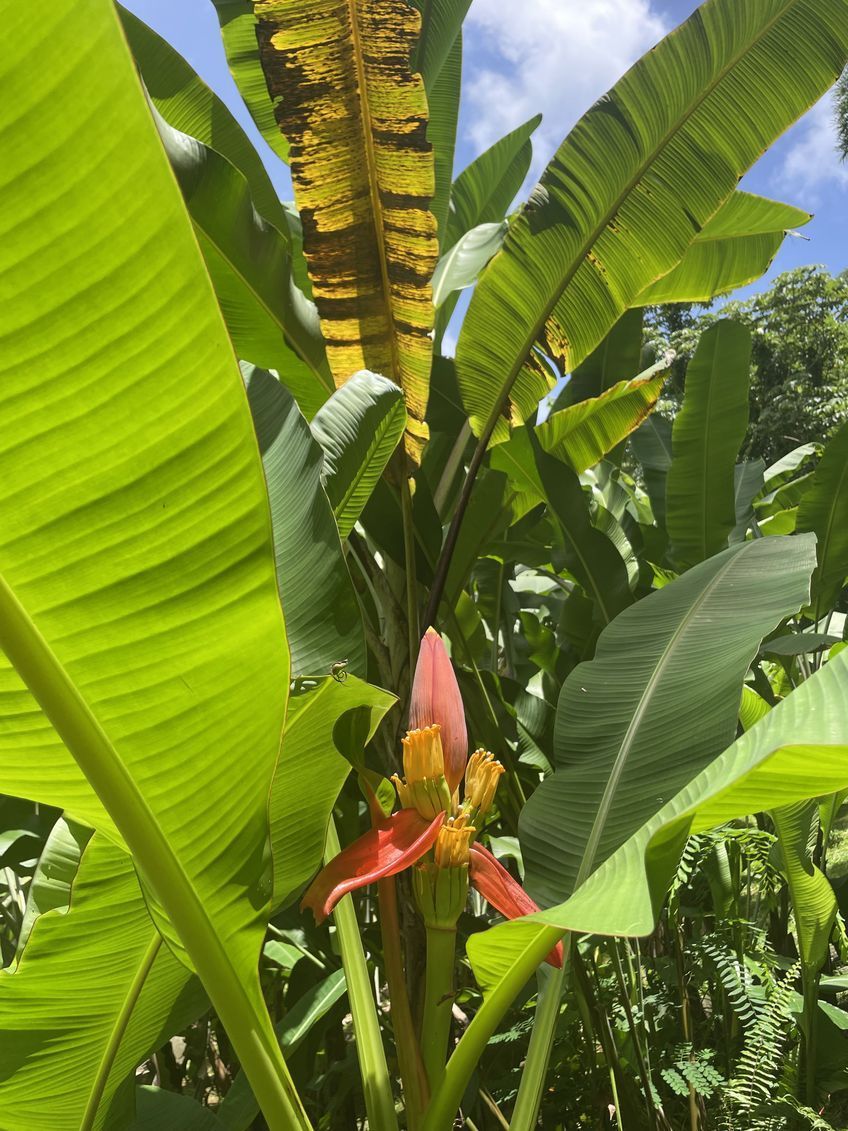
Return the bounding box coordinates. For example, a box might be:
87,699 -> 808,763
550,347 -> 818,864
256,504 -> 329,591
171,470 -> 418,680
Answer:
421,924 -> 564,1131
378,876 -> 429,1128
509,949 -> 569,1130
801,967 -> 819,1107
0,573 -> 309,1131
400,473 -> 420,657
609,940 -> 663,1126
324,819 -> 399,1131
420,925 -> 458,1093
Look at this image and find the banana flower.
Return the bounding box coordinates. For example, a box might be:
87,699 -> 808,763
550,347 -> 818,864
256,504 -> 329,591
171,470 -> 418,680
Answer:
302,628 -> 562,967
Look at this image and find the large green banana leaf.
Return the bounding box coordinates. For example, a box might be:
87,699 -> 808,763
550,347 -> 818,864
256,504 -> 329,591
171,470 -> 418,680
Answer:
309,372 -> 407,540
666,320 -> 752,566
635,191 -> 810,305
271,676 -> 395,909
243,366 -> 364,676
468,646 -> 848,991
455,0 -> 848,446
796,420 -> 848,622
118,6 -> 289,232
0,833 -> 203,1131
154,111 -> 331,418
0,5 -> 305,1125
520,536 -> 815,908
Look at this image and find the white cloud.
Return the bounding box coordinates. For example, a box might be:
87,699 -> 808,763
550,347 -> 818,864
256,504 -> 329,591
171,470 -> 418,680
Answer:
462,0 -> 669,176
776,91 -> 848,202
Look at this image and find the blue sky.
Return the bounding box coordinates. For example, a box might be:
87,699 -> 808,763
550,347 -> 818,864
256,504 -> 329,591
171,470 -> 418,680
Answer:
125,0 -> 848,296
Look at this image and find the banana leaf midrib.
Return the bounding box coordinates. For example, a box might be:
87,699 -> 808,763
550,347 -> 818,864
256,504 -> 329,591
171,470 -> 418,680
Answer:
81,932 -> 162,1131
573,548 -> 744,890
468,2 -> 797,445
346,0 -> 402,386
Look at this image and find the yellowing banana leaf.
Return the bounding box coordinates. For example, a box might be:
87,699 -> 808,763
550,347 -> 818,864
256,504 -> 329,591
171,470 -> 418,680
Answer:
636,191 -> 811,306
248,0 -> 439,465
536,364 -> 667,473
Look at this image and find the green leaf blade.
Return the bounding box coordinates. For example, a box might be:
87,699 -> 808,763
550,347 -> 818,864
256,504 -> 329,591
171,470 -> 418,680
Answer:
455,1 -> 848,445
520,536 -> 816,910
666,320 -> 753,566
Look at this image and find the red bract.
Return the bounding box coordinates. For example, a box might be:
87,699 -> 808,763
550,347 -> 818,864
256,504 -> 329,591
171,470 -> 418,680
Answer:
302,809 -> 445,923
469,843 -> 563,968
409,627 -> 468,792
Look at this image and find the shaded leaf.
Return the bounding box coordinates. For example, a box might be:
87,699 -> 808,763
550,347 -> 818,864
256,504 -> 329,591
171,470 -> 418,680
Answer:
211,0 -> 290,164
243,366 -> 365,676
0,836 -> 202,1131
310,371 -> 407,540
432,222 -> 507,307
667,320 -> 753,566
427,31 -> 462,246
272,676 -> 395,909
471,648 -> 848,992
119,6 -> 290,233
520,536 -> 815,908
217,970 -> 349,1131
631,415 -> 673,528
0,8 -> 302,1119
558,308 -> 644,408
730,459 -> 766,543
537,365 -> 667,474
14,818 -> 91,962
154,110 -> 331,416
796,420 -> 848,620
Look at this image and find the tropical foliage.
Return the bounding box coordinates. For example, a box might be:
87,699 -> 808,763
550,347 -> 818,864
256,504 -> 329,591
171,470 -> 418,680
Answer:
2,2 -> 848,1130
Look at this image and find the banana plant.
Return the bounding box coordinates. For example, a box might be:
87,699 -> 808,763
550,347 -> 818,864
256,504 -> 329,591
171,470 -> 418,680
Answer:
3,0 -> 848,1129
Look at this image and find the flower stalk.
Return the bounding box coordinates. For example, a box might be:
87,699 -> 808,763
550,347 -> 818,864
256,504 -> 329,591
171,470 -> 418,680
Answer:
301,628 -> 561,1122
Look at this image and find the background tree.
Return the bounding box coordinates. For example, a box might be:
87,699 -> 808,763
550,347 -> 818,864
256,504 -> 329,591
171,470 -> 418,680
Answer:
837,67 -> 848,158
646,266 -> 848,462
